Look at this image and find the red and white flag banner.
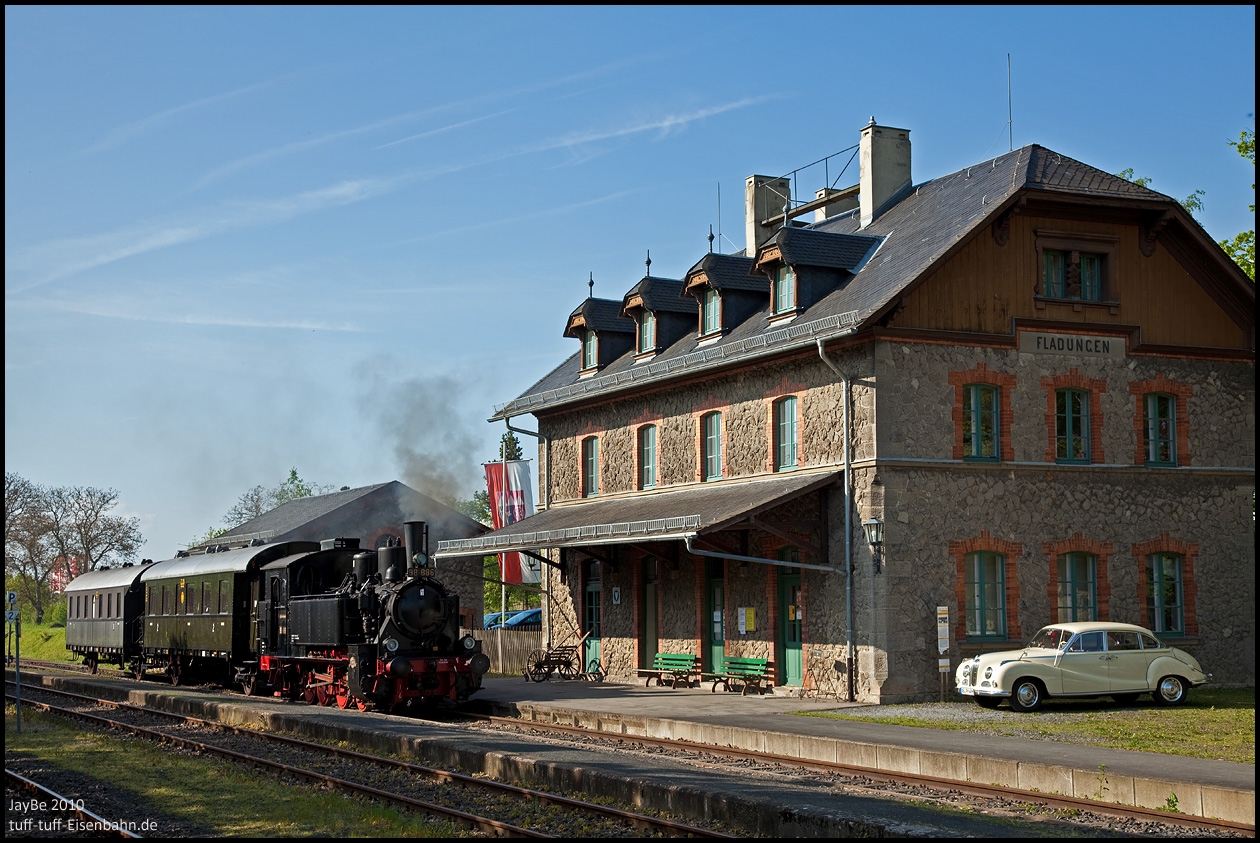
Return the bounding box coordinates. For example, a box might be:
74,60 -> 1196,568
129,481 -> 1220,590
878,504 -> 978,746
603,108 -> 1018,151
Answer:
484,460 -> 539,584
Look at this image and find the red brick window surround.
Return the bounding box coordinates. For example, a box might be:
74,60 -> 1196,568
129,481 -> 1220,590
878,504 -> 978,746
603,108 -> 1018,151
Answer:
948,364 -> 1015,462
580,435 -> 600,498
1131,534 -> 1199,638
1041,369 -> 1106,464
1043,534 -> 1113,623
950,531 -> 1023,642
1128,376 -> 1192,466
633,423 -> 659,490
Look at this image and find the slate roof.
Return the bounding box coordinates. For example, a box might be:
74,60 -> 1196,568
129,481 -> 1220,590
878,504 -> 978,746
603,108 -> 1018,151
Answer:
622,276 -> 692,314
434,469 -> 840,558
490,143 -> 1203,422
770,227 -> 881,271
215,484 -> 389,543
209,481 -> 486,548
684,252 -> 762,292
564,297 -> 636,338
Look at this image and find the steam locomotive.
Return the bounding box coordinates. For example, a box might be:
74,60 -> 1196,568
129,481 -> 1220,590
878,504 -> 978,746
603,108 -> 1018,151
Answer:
64,521 -> 489,711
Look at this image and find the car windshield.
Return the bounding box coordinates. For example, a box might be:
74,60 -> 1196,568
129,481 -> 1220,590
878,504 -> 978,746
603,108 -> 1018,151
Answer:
1027,627 -> 1072,650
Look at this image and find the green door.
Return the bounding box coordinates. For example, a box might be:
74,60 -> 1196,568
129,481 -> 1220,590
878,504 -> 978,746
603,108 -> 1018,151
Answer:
777,557 -> 803,686
705,559 -> 725,672
584,560 -> 602,672
641,557 -> 659,668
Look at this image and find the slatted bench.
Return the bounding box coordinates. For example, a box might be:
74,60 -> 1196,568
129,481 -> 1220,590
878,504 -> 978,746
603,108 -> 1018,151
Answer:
704,657 -> 774,695
634,653 -> 701,688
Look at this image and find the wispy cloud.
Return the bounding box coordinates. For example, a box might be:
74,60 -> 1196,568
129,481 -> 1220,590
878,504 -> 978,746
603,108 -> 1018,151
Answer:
6,175 -> 410,293
81,72 -> 302,154
32,297 -> 363,332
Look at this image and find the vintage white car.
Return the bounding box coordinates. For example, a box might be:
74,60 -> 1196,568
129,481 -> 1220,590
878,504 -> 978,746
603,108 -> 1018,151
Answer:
955,622 -> 1210,712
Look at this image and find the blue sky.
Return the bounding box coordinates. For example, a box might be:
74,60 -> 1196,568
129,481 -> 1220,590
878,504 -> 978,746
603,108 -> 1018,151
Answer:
5,6 -> 1255,561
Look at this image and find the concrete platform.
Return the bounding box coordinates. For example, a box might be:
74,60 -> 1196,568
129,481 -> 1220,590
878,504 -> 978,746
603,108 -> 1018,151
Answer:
9,668 -> 1254,828
470,676 -> 1255,825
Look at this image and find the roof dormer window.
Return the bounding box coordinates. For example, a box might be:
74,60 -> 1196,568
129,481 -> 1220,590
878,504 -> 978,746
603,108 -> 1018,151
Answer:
637,310 -> 656,354
700,288 -> 721,336
773,265 -> 796,314
581,330 -> 597,370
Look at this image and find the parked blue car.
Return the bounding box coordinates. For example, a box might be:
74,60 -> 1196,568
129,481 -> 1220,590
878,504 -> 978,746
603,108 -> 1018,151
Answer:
501,608 -> 543,630
484,610 -> 529,629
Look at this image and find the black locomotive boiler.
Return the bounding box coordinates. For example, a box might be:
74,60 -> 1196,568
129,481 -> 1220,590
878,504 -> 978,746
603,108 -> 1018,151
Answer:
250,521 -> 490,709
65,520 -> 489,711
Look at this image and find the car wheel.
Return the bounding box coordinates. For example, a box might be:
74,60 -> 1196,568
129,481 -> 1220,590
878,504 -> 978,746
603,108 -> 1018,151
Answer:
974,695 -> 1002,709
1111,693 -> 1140,705
1152,675 -> 1189,706
1008,678 -> 1044,712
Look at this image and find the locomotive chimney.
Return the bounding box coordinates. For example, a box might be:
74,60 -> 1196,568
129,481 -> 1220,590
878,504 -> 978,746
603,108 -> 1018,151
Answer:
403,521 -> 429,572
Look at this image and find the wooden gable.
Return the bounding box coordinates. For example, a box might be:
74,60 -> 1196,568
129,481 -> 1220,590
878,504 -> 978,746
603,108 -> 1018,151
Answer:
887,211 -> 1251,352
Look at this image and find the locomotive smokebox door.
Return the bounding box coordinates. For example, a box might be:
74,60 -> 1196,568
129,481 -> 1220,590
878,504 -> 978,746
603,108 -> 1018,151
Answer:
347,644 -> 376,697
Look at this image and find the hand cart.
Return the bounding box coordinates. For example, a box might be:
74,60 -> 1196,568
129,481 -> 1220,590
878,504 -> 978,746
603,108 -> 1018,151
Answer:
524,631 -> 604,682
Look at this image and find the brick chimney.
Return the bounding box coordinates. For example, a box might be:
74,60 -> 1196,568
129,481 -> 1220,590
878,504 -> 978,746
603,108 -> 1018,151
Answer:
859,119 -> 911,228
745,174 -> 791,255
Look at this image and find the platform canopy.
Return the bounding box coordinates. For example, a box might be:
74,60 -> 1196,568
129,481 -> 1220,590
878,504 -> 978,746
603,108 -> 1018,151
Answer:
434,469 -> 840,567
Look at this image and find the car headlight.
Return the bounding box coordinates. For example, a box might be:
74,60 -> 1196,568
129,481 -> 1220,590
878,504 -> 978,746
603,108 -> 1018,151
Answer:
984,666 -> 993,679
384,638 -> 399,652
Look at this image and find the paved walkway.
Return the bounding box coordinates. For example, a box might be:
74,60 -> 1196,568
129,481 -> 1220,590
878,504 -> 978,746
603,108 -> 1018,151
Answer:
470,676 -> 1255,825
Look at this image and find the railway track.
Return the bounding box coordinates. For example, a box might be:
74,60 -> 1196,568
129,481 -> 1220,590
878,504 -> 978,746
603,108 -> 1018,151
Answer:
6,768 -> 140,838
460,713 -> 1255,838
10,668 -> 1254,837
7,681 -> 735,838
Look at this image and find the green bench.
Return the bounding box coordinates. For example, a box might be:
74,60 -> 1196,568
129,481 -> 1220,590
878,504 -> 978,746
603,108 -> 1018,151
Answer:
634,652 -> 701,688
704,656 -> 774,695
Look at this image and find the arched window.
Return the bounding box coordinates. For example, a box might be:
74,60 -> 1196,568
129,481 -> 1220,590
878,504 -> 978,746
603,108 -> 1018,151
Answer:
1055,388 -> 1091,463
774,396 -> 798,470
964,551 -> 1006,638
637,425 -> 657,489
1143,393 -> 1176,465
1146,552 -> 1184,634
962,384 -> 999,460
581,436 -> 600,498
701,412 -> 722,480
1057,552 -> 1097,622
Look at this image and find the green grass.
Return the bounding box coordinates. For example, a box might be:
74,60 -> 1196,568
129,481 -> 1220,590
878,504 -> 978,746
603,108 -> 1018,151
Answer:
797,687 -> 1255,765
5,705 -> 466,837
7,617 -> 76,662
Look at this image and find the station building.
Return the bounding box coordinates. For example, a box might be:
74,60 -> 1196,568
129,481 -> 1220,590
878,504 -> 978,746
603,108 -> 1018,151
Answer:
436,121 -> 1255,702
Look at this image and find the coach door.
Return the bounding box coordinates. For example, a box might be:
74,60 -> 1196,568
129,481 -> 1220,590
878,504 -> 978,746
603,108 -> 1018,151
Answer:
705,560 -> 725,673
268,575 -> 288,653
777,551 -> 803,687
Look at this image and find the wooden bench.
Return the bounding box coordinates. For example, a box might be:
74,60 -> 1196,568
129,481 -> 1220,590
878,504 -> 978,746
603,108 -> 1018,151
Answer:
704,657 -> 773,695
634,653 -> 701,688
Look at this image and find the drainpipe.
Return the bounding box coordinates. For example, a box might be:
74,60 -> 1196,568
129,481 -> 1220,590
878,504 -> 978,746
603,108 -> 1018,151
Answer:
816,338 -> 856,701
503,417 -> 550,645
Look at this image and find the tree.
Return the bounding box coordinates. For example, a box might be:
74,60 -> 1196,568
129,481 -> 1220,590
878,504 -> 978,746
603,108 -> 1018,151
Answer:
4,474 -> 143,623
43,485 -> 143,573
1218,129 -> 1255,281
221,468 -> 338,529
499,431 -> 524,460
1115,168 -> 1206,216
4,473 -> 56,623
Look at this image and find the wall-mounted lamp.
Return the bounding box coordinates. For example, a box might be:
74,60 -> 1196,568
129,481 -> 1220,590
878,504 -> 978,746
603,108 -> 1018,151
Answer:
862,517 -> 884,575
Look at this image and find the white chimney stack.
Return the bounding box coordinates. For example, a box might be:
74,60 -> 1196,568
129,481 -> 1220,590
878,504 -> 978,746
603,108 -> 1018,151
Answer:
745,174 -> 791,255
859,119 -> 911,228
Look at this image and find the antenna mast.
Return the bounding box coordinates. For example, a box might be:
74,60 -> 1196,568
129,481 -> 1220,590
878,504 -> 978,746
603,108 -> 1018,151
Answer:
1007,53 -> 1013,152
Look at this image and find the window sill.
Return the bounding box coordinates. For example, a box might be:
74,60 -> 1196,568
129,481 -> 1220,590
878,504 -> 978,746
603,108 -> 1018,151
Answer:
1034,296 -> 1120,315
767,309 -> 800,326
962,456 -> 1000,463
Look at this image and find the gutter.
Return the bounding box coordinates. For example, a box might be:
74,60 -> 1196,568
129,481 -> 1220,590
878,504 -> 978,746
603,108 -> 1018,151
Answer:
816,337 -> 856,702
